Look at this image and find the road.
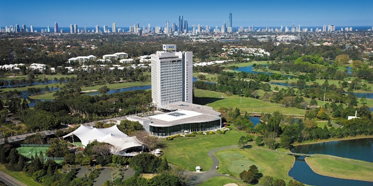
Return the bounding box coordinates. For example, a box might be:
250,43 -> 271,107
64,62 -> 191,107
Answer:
0,115 -> 130,145
0,170 -> 27,186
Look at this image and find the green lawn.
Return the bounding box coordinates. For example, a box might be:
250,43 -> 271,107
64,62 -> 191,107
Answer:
193,72 -> 219,82
215,146 -> 294,182
0,165 -> 42,186
162,130 -> 247,171
81,81 -> 150,92
194,89 -> 306,115
30,81 -> 151,99
306,154 -> 373,182
198,176 -> 247,186
29,92 -> 57,100
0,74 -> 76,81
223,61 -> 269,68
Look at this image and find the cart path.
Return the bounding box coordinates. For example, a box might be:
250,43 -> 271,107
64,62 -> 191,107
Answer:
186,145 -> 242,186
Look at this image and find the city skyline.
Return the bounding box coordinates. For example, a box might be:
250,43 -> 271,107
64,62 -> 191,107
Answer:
1,0 -> 373,27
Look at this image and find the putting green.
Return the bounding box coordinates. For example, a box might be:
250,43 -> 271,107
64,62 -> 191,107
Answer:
219,152 -> 259,175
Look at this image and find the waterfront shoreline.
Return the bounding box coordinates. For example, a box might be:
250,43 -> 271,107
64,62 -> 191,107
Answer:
292,135 -> 373,146
305,155 -> 373,182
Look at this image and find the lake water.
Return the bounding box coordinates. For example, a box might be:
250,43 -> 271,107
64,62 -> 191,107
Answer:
249,116 -> 260,126
289,138 -> 373,186
353,92 -> 373,99
1,80 -> 66,88
234,65 -> 270,75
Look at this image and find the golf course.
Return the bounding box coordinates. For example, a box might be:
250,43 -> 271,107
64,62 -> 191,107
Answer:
305,154 -> 373,182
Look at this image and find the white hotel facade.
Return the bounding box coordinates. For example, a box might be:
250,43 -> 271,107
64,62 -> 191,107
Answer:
151,44 -> 193,108
128,44 -> 221,136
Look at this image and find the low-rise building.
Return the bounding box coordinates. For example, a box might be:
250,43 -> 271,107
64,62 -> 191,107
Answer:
127,102 -> 221,137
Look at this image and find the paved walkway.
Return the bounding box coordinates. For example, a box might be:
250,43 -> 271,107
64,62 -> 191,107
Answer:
186,145 -> 242,186
0,170 -> 27,186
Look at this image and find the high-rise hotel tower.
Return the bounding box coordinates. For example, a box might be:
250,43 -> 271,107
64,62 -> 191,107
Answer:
151,44 -> 193,108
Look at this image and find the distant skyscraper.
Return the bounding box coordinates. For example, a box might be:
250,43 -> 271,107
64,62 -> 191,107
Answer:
30,25 -> 34,33
179,15 -> 183,32
183,20 -> 188,33
323,25 -> 326,32
165,21 -> 169,34
222,22 -> 226,33
95,25 -> 100,33
53,22 -> 58,33
22,24 -> 26,32
172,23 -> 177,33
192,25 -> 196,35
229,13 -> 232,28
74,24 -> 78,33
70,24 -> 73,33
112,22 -> 116,33
134,23 -> 139,33
47,25 -> 50,33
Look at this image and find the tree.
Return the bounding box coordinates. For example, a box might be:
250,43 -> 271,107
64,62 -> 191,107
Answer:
288,180 -> 304,186
135,131 -> 159,150
64,153 -> 75,164
17,155 -> 25,171
92,144 -> 112,160
130,153 -> 161,173
119,120 -> 144,135
352,60 -> 363,69
335,54 -> 350,65
149,174 -> 182,186
98,86 -> 110,95
46,139 -> 68,158
158,158 -> 169,172
238,136 -> 248,148
274,179 -> 286,186
255,136 -> 264,146
262,176 -> 274,186
263,132 -> 277,149
55,129 -> 65,137
239,165 -> 262,184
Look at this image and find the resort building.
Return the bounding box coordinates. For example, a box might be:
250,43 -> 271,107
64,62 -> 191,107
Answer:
151,44 -> 193,108
127,102 -> 221,136
63,125 -> 143,156
128,44 -> 222,136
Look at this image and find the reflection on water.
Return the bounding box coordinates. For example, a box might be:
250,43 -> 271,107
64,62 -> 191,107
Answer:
289,139 -> 373,186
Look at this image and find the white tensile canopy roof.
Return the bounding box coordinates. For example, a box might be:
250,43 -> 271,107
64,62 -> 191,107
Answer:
63,125 -> 142,152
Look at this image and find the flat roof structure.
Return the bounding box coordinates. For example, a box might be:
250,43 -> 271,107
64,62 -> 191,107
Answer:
128,102 -> 221,136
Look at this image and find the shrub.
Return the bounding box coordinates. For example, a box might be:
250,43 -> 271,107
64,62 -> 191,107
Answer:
185,133 -> 196,137
197,132 -> 204,135
209,131 -> 215,135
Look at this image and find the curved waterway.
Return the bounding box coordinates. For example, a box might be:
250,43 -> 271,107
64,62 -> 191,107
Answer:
289,138 -> 373,186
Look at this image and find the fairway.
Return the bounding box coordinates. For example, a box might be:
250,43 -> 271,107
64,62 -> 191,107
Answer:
162,130 -> 247,171
306,154 -> 373,182
215,146 -> 294,182
198,176 -> 246,186
16,146 -> 49,159
194,89 -> 306,115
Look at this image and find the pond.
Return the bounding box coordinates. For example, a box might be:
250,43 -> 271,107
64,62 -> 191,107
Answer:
353,92 -> 373,99
249,116 -> 260,126
1,80 -> 67,88
234,65 -> 293,78
289,138 -> 373,186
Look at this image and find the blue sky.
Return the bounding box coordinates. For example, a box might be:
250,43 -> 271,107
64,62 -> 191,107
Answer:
1,0 -> 372,27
